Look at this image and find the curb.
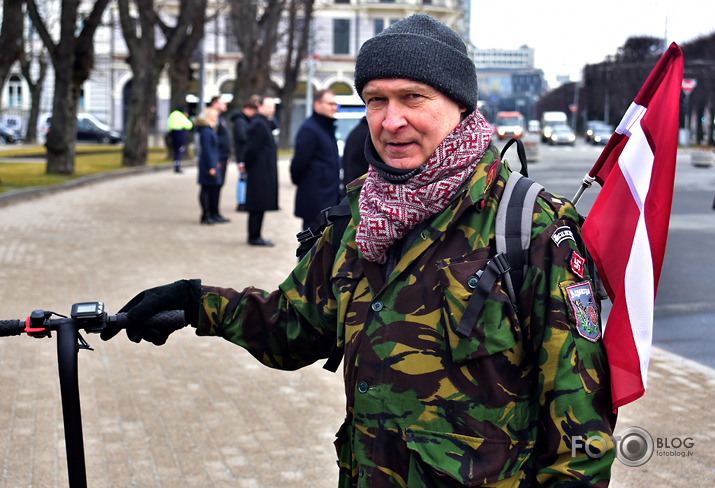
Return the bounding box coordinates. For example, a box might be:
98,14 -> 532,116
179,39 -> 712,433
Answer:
0,162 -> 180,207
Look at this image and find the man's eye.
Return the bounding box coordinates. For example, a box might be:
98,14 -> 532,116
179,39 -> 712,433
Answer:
366,96 -> 386,105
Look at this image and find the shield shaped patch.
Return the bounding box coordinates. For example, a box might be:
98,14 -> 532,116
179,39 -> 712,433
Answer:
564,281 -> 600,342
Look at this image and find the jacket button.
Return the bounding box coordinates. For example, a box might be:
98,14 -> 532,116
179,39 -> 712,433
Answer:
357,381 -> 369,393
371,301 -> 383,312
467,276 -> 479,289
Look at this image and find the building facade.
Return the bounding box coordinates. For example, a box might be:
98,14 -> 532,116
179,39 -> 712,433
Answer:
4,1 -> 546,147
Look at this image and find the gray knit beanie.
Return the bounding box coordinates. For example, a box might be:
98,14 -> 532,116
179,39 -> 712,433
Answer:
354,14 -> 478,113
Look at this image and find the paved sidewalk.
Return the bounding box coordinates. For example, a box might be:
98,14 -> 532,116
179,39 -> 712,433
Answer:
0,161 -> 713,487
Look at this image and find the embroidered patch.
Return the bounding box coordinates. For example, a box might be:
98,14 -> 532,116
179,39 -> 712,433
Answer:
564,282 -> 600,342
568,250 -> 586,279
551,226 -> 575,247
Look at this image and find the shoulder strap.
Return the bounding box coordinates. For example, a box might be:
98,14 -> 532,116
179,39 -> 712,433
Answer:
495,172 -> 543,305
296,196 -> 352,258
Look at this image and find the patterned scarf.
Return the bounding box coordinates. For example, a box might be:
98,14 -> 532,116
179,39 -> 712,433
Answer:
356,109 -> 493,264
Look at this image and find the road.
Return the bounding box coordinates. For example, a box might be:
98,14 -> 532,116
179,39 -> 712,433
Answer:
498,135 -> 715,369
0,144 -> 713,487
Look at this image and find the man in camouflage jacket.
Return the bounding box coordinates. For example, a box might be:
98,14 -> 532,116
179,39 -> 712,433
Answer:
105,14 -> 616,488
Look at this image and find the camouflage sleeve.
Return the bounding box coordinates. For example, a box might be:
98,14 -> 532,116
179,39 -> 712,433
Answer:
192,227 -> 340,370
525,193 -> 617,487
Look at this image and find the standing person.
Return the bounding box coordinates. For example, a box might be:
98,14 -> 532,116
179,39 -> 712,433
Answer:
209,96 -> 231,223
341,115 -> 370,188
243,95 -> 278,246
230,95 -> 259,211
103,15 -> 615,487
290,89 -> 341,231
167,106 -> 193,173
194,107 -> 222,225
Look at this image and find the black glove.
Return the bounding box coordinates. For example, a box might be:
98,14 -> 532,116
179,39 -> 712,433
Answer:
101,279 -> 202,345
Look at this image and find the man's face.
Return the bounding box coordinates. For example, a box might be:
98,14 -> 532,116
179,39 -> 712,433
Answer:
362,79 -> 465,170
314,92 -> 339,118
258,98 -> 276,119
212,99 -> 227,113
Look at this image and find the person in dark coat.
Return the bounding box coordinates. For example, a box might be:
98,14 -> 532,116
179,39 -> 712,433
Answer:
243,96 -> 278,246
230,95 -> 259,211
290,89 -> 341,231
195,108 -> 222,225
341,115 -> 370,189
209,96 -> 232,223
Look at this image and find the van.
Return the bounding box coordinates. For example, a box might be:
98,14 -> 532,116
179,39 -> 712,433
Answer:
495,111 -> 525,140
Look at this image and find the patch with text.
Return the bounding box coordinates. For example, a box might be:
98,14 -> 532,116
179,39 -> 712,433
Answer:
551,226 -> 575,247
564,281 -> 600,342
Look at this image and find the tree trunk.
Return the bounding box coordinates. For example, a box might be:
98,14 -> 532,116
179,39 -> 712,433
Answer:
0,0 -> 24,107
123,63 -> 159,166
45,74 -> 79,175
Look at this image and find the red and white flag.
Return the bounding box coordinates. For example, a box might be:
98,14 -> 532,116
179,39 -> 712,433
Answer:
582,43 -> 683,410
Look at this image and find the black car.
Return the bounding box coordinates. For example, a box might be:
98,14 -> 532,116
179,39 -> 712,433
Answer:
76,116 -> 123,144
0,122 -> 21,144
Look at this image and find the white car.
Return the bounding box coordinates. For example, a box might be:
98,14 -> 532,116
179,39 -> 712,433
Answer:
548,125 -> 576,146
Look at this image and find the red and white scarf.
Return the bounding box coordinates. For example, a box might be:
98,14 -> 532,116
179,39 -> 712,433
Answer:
356,109 -> 493,264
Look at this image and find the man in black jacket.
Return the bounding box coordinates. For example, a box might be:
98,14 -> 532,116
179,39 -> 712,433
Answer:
209,96 -> 232,223
243,96 -> 279,247
290,89 -> 341,231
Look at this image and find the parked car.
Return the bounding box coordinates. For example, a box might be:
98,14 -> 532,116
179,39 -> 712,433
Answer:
548,125 -> 576,145
76,115 -> 123,144
38,112 -> 123,144
591,125 -> 614,145
0,122 -> 22,144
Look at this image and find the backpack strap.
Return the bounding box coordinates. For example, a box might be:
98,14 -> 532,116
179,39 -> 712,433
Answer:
495,172 -> 543,306
294,197 -> 352,372
455,172 -> 542,339
296,196 -> 352,258
500,137 -> 529,177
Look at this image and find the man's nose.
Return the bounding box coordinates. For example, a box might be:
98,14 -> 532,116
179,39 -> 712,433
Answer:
382,103 -> 407,131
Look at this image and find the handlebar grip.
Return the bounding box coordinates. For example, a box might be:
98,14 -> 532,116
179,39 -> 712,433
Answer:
115,310 -> 186,330
0,319 -> 24,337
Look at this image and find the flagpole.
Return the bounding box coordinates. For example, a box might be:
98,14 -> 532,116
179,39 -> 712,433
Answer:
572,173 -> 596,205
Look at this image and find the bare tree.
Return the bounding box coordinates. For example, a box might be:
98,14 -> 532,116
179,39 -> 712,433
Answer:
118,0 -> 208,167
276,0 -> 314,150
163,2 -> 214,114
0,0 -> 24,112
19,52 -> 49,144
27,0 -> 111,174
228,0 -> 286,103
227,0 -> 315,148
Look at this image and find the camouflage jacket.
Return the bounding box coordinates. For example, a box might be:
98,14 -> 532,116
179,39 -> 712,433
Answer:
196,143 -> 616,487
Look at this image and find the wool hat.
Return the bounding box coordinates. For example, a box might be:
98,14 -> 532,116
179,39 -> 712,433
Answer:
354,14 -> 478,113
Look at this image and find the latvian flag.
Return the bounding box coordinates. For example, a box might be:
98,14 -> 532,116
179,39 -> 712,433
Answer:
582,43 -> 683,411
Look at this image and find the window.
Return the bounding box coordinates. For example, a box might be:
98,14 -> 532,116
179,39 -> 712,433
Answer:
7,75 -> 22,108
374,19 -> 384,35
333,19 -> 350,55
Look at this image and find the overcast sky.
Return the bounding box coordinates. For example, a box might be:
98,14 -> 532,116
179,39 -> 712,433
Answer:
469,0 -> 714,88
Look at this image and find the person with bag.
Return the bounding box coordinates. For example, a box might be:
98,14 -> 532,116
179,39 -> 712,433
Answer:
230,95 -> 259,212
102,14 -> 615,487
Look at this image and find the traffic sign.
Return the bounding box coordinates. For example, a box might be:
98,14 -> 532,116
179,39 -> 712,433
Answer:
682,78 -> 697,95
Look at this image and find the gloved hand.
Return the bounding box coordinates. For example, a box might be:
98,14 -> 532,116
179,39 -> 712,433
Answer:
101,279 -> 202,345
